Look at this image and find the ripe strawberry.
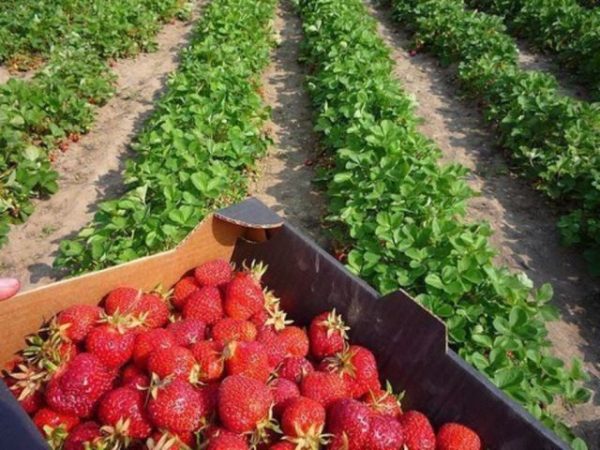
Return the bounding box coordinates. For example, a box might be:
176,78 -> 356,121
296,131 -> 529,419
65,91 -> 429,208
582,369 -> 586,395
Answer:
63,421 -> 102,450
167,318 -> 206,346
300,371 -> 347,408
183,286 -> 224,325
24,332 -> 78,373
98,387 -> 153,439
147,430 -> 195,450
308,309 -> 349,360
104,287 -> 141,314
190,340 -> 224,382
172,276 -> 200,310
224,271 -> 265,320
250,308 -> 269,328
281,396 -> 326,447
212,318 -> 257,344
199,381 -> 220,415
148,378 -> 206,433
33,407 -> 79,433
133,328 -> 176,369
121,364 -> 150,389
207,430 -> 248,450
269,377 -> 300,416
398,410 -> 435,450
365,414 -> 405,450
278,326 -> 309,358
148,346 -> 197,382
257,327 -> 286,368
45,353 -> 114,417
85,324 -> 136,369
105,288 -> 169,329
218,375 -> 273,433
6,364 -> 46,414
194,259 -> 233,287
327,399 -> 372,450
278,357 -> 314,384
436,423 -> 481,450
55,305 -> 102,342
225,341 -> 271,382
362,384 -> 402,418
320,345 -> 379,398
269,443 -> 295,450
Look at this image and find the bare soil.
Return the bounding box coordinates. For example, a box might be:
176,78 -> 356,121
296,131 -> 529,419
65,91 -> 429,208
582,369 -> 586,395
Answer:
250,0 -> 329,248
0,14 -> 199,290
0,66 -> 34,84
367,1 -> 600,446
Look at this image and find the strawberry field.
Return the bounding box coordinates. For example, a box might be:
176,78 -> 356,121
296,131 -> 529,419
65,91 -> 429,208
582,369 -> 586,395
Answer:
1,0 -> 599,449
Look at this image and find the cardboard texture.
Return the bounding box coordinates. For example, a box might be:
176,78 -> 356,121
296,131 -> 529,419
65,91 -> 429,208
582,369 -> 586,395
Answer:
0,198 -> 567,449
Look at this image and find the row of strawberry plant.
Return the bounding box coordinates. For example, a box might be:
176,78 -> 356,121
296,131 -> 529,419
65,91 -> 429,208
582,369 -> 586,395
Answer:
391,0 -> 600,275
296,0 -> 589,447
464,0 -> 600,99
0,0 -> 190,70
54,0 -> 276,273
0,0 -> 187,247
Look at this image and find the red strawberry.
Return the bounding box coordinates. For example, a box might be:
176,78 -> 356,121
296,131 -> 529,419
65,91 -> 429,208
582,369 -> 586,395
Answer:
278,326 -> 309,358
194,259 -> 233,287
320,345 -> 379,398
327,399 -> 372,450
250,308 -> 269,328
45,353 -> 114,417
183,286 -> 224,324
121,364 -> 150,389
167,318 -> 206,346
104,287 -> 141,314
148,378 -> 206,433
269,377 -> 300,416
398,410 -> 435,450
190,340 -> 224,382
362,385 -> 402,418
133,328 -> 176,369
148,346 -> 197,382
436,423 -> 481,450
308,309 -> 349,360
278,357 -> 314,384
147,430 -> 195,450
23,332 -> 78,373
224,341 -> 271,382
199,381 -> 220,415
269,443 -> 295,450
6,364 -> 46,414
55,305 -> 102,342
85,324 -> 136,369
212,318 -> 257,344
257,327 -> 286,368
218,375 -> 273,434
365,414 -> 405,450
281,396 -> 326,447
63,421 -> 102,450
224,271 -> 265,320
300,371 -> 347,408
105,288 -> 169,328
98,387 -> 153,439
207,430 -> 248,450
139,292 -> 170,328
172,276 -> 200,310
33,407 -> 79,433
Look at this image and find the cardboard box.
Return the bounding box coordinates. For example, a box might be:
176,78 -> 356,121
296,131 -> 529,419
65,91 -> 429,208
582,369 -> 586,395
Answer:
0,198 -> 567,449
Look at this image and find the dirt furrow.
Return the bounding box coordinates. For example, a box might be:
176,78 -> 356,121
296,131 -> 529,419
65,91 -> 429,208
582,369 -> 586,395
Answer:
250,0 -> 329,248
1,12 -> 200,290
366,1 -> 600,444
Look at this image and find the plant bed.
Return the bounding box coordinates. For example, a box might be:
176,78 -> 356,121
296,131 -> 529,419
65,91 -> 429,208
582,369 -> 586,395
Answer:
0,199 -> 568,449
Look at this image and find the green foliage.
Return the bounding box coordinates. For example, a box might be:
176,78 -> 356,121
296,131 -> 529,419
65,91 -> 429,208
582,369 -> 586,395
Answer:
393,0 -> 600,275
297,0 -> 590,447
465,0 -> 600,99
0,0 -> 187,247
54,0 -> 276,272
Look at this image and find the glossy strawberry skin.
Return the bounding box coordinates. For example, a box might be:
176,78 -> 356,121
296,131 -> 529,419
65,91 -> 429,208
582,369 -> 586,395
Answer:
147,346 -> 196,381
257,327 -> 286,368
172,276 -> 200,310
225,341 -> 271,383
398,410 -> 435,450
212,318 -> 257,344
436,423 -> 482,450
33,407 -> 80,433
207,430 -> 248,450
218,375 -> 273,434
85,324 -> 135,369
104,287 -> 140,315
63,421 -> 102,450
270,377 -> 300,417
98,387 -> 152,439
308,311 -> 346,360
278,357 -> 314,384
278,326 -> 309,358
45,353 -> 114,417
300,371 -> 347,408
56,305 -> 102,343
223,272 -> 264,320
269,443 -> 296,450
167,318 -> 206,347
132,328 -> 176,369
281,396 -> 325,437
120,364 -> 150,389
183,286 -> 224,325
365,414 -> 405,450
149,430 -> 195,450
194,259 -> 233,287
148,379 -> 206,433
190,340 -> 224,382
327,399 -> 372,450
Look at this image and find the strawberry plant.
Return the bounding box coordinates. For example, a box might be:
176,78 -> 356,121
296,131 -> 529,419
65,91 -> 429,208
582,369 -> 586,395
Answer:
54,0 -> 277,272
297,0 -> 590,447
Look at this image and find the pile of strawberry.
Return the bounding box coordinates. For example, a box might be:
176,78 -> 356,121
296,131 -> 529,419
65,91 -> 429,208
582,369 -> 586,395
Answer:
3,259 -> 482,450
